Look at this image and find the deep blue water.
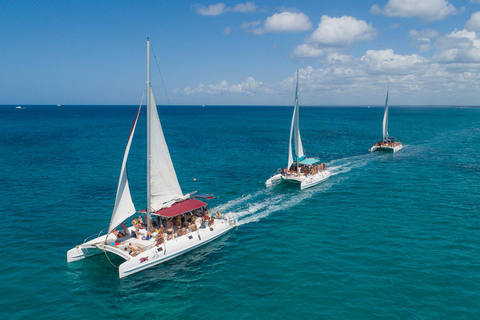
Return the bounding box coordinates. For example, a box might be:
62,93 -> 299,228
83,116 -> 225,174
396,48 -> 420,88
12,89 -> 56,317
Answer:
1,104 -> 479,319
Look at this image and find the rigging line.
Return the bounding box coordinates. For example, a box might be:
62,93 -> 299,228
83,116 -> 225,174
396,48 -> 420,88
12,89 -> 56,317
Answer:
103,249 -> 119,269
150,43 -> 171,106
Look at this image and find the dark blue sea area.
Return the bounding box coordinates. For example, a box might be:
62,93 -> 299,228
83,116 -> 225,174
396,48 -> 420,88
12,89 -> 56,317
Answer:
1,104 -> 479,319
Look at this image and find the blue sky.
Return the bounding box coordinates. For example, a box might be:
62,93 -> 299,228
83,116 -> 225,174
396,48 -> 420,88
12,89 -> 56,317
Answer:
2,0 -> 480,106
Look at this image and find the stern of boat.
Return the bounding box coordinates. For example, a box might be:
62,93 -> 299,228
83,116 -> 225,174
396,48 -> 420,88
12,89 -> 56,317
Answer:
300,170 -> 331,189
265,173 -> 282,187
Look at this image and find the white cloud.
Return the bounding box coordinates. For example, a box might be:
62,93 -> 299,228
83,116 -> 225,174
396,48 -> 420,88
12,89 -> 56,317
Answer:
326,53 -> 353,64
222,27 -> 232,35
232,2 -> 257,13
263,12 -> 312,33
182,77 -> 274,96
196,3 -> 226,16
308,15 -> 377,47
465,12 -> 480,31
360,49 -> 427,75
370,0 -> 458,22
195,2 -> 258,16
409,29 -> 439,52
293,44 -> 324,58
243,11 -> 312,34
434,29 -> 480,64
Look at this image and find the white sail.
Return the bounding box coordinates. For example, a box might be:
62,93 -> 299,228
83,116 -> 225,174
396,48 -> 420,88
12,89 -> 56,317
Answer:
108,106 -> 140,233
148,87 -> 183,212
382,89 -> 389,142
287,71 -> 304,169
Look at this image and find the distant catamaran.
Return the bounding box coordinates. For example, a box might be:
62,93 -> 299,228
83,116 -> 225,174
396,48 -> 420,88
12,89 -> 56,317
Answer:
266,71 -> 331,189
370,88 -> 403,153
67,39 -> 236,278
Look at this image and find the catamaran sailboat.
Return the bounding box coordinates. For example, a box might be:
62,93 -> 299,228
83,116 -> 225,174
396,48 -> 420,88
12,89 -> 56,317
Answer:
370,88 -> 403,153
265,71 -> 331,190
67,39 -> 236,278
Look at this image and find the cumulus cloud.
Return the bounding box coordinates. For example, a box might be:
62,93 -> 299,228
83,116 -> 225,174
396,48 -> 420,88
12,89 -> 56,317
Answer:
195,2 -> 258,16
293,44 -> 324,58
465,12 -> 480,31
243,11 -> 312,34
182,77 -> 274,96
370,0 -> 459,22
309,15 -> 377,47
264,12 -> 312,33
292,15 -> 376,57
196,3 -> 226,16
361,49 -> 427,74
409,29 -> 439,52
434,29 -> 480,64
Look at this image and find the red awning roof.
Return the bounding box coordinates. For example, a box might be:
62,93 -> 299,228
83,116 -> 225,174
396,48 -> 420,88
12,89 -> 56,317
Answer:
152,199 -> 207,218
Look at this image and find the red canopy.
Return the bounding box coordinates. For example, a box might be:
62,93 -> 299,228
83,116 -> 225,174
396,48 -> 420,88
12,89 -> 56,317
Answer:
152,199 -> 207,218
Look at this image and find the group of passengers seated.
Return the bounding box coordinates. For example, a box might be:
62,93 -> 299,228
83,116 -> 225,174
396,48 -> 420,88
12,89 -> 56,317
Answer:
374,140 -> 401,147
281,162 -> 327,176
111,206 -> 219,255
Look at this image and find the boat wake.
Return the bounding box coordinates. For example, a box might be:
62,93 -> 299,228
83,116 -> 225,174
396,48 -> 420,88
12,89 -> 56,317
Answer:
215,152 -> 377,227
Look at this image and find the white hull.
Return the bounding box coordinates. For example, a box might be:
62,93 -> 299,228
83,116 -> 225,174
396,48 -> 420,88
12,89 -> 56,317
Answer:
67,217 -> 236,278
370,144 -> 403,153
265,174 -> 282,187
266,170 -> 331,189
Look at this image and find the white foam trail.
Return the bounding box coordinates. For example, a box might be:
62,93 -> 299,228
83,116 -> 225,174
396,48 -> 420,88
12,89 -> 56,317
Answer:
216,153 -> 377,227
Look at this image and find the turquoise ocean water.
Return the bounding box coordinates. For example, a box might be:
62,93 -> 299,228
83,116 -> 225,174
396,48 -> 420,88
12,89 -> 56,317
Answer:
1,105 -> 479,319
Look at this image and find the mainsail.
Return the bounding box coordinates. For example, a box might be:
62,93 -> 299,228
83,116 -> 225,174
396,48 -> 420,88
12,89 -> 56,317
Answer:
287,71 -> 305,169
382,88 -> 389,142
107,105 -> 141,233
148,87 -> 183,211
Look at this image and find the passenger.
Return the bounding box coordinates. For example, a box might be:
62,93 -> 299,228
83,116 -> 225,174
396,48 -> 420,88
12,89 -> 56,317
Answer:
155,232 -> 165,245
128,243 -> 144,256
177,227 -> 186,236
142,226 -> 156,240
120,222 -> 129,236
137,215 -> 146,228
112,229 -> 124,238
166,219 -> 174,240
131,217 -> 138,226
208,216 -> 215,231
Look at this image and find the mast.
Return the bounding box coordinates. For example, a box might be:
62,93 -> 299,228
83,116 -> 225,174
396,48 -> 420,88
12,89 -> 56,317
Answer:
146,38 -> 152,231
295,71 -> 299,173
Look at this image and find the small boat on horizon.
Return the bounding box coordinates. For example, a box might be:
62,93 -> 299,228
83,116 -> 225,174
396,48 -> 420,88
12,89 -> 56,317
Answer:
370,88 -> 403,153
67,38 -> 237,278
15,106 -> 25,109
265,71 -> 331,190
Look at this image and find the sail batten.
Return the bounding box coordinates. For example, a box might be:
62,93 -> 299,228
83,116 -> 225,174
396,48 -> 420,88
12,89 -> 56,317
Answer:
107,105 -> 141,233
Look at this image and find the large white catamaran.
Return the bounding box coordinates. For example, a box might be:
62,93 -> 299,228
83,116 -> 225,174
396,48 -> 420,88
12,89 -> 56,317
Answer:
265,71 -> 331,190
370,88 -> 403,153
67,39 -> 236,278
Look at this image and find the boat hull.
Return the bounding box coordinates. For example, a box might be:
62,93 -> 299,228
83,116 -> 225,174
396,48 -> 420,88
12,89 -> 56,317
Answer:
265,170 -> 331,189
67,218 -> 236,278
265,173 -> 282,187
370,144 -> 403,153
